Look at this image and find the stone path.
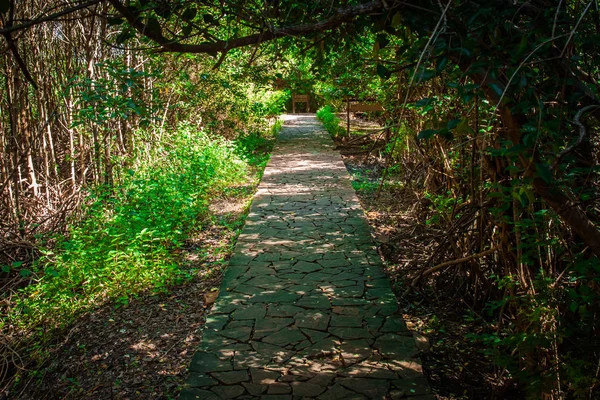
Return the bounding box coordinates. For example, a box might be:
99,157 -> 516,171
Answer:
180,115 -> 432,399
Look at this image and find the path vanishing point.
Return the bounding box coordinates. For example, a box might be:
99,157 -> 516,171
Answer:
180,115 -> 433,399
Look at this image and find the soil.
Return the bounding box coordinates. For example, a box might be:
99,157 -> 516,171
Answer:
333,114 -> 507,399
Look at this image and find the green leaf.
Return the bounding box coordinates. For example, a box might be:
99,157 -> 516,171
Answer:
461,91 -> 475,104
516,34 -> 528,57
447,119 -> 461,129
377,34 -> 390,49
415,98 -> 434,107
521,187 -> 535,204
436,57 -> 448,73
569,302 -> 578,313
146,17 -> 162,35
489,83 -> 504,98
391,12 -> 402,27
417,129 -> 438,139
376,64 -> 391,80
452,47 -> 471,57
1,265 -> 9,273
455,119 -> 472,135
536,163 -> 553,183
511,190 -> 522,203
182,7 -> 197,21
0,0 -> 10,14
414,68 -> 435,82
20,269 -> 31,278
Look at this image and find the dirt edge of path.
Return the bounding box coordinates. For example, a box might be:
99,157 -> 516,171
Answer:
7,181 -> 263,400
333,116 -> 509,400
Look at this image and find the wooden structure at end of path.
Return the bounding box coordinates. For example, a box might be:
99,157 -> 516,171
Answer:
292,94 -> 310,113
345,98 -> 384,135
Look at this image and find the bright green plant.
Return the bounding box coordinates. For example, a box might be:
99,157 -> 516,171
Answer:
316,105 -> 344,137
250,90 -> 291,119
7,123 -> 249,333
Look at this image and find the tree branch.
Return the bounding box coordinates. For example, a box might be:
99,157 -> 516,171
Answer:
406,247 -> 497,295
0,0 -> 38,89
0,0 -> 103,35
108,0 -> 384,54
2,31 -> 37,89
553,104 -> 600,169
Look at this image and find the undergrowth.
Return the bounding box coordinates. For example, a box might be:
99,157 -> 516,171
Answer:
316,105 -> 344,137
3,122 -> 275,339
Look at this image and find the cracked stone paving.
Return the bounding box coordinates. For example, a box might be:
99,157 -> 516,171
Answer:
180,115 -> 433,400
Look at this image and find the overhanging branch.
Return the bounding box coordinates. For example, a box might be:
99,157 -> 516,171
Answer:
108,0 -> 384,54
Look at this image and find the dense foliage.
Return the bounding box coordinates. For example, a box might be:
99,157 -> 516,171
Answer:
0,0 -> 288,392
1,0 -> 600,397
304,2 -> 600,397
9,125 -> 247,332
316,105 -> 345,137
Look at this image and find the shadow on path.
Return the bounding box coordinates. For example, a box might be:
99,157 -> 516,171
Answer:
180,115 -> 433,399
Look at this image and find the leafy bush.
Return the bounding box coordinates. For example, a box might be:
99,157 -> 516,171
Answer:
235,127 -> 278,170
7,124 -> 249,332
251,90 -> 290,119
316,105 -> 345,136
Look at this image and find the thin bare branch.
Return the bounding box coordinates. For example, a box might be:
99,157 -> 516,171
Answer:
0,0 -> 103,35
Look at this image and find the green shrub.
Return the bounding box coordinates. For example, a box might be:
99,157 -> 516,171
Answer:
251,90 -> 291,119
7,123 -> 249,332
316,105 -> 345,136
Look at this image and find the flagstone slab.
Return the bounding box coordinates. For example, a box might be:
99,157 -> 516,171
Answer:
180,115 -> 431,399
